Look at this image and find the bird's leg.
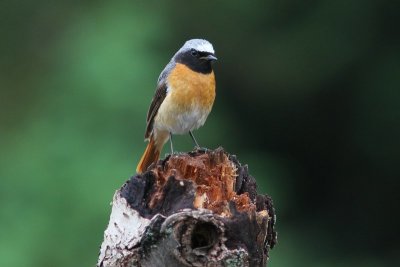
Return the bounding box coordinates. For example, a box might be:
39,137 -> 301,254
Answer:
169,132 -> 174,154
189,131 -> 200,149
189,131 -> 209,153
189,131 -> 208,153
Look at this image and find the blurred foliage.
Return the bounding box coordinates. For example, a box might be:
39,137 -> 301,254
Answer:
1,0 -> 399,266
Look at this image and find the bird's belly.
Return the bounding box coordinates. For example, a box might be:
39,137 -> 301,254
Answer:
154,99 -> 211,134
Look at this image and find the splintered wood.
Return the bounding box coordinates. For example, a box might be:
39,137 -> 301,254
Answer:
151,149 -> 256,216
98,148 -> 277,267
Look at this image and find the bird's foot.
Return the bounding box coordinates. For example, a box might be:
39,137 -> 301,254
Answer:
168,151 -> 178,157
194,146 -> 209,153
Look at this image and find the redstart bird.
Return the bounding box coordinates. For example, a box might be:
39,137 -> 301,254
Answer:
136,39 -> 217,173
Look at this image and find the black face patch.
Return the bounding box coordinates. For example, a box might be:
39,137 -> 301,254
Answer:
175,49 -> 214,74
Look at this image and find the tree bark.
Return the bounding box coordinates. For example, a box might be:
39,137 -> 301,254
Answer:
97,147 -> 277,267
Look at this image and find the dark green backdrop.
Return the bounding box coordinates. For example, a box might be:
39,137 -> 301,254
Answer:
1,1 -> 399,266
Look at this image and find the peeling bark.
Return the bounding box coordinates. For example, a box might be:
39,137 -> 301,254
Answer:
98,148 -> 277,267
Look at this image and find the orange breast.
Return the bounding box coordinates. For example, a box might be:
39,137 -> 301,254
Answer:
167,63 -> 216,110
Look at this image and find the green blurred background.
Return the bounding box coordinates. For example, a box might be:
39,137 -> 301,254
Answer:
1,0 -> 399,266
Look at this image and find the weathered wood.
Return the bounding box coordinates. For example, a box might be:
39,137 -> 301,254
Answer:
98,148 -> 277,267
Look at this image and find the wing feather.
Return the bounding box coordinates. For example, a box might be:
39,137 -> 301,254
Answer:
144,59 -> 175,139
144,82 -> 167,139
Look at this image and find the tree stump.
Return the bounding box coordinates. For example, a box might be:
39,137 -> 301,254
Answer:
97,147 -> 277,267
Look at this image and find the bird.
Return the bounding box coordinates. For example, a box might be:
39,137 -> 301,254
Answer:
136,39 -> 217,173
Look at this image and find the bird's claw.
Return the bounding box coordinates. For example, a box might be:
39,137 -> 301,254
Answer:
194,146 -> 208,153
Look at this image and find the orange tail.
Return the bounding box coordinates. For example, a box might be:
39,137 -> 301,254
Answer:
136,135 -> 161,173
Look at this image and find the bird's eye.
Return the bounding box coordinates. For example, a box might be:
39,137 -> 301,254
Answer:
191,49 -> 199,57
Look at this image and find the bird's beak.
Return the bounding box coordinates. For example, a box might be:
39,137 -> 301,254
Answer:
201,54 -> 218,61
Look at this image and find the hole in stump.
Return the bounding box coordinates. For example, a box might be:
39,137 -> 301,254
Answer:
191,222 -> 218,249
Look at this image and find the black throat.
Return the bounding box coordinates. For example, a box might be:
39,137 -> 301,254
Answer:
175,51 -> 213,74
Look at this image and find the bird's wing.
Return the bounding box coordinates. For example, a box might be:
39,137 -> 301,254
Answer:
145,82 -> 167,139
144,61 -> 175,139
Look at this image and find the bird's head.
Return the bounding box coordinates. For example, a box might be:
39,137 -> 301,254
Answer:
174,39 -> 217,73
